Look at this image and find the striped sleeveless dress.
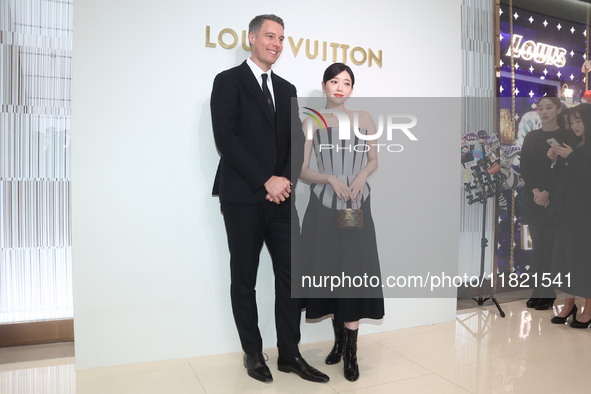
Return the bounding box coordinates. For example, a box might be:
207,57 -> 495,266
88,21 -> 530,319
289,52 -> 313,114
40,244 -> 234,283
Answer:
300,127 -> 384,321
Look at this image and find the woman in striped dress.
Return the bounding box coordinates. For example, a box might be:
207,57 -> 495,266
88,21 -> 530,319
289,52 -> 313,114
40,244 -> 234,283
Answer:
299,63 -> 384,382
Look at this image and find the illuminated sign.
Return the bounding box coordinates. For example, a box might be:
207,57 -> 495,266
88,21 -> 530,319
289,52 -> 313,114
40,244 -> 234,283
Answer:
506,34 -> 567,68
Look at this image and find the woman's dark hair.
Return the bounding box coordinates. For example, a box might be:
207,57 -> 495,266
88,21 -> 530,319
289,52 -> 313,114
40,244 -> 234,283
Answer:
537,95 -> 565,128
568,103 -> 591,145
322,63 -> 355,86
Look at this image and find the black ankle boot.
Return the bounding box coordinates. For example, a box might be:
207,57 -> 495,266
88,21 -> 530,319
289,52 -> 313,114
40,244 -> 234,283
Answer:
343,327 -> 359,381
325,319 -> 345,365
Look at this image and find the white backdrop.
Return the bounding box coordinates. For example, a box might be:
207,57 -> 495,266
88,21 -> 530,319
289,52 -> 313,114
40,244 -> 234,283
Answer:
72,0 -> 462,369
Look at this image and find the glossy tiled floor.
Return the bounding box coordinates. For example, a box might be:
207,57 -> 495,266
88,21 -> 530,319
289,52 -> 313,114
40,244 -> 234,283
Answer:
1,300 -> 591,393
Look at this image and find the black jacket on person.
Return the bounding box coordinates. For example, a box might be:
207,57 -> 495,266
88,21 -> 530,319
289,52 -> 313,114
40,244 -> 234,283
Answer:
520,128 -> 574,225
211,61 -> 304,203
549,142 -> 591,230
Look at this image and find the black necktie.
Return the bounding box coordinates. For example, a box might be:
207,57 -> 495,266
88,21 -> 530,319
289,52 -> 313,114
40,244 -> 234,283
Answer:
261,73 -> 275,115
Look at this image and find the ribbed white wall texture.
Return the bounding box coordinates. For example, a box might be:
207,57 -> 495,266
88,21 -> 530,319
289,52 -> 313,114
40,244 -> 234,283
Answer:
0,0 -> 73,323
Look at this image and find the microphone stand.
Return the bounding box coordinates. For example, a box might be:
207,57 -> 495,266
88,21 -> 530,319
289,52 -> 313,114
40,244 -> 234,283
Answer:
472,195 -> 505,317
461,134 -> 505,318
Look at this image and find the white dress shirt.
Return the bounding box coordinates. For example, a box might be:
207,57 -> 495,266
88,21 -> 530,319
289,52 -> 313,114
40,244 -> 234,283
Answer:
246,57 -> 276,107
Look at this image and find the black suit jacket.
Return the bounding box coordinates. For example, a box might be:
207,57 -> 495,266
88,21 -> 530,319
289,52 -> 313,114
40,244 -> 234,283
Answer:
211,61 -> 304,203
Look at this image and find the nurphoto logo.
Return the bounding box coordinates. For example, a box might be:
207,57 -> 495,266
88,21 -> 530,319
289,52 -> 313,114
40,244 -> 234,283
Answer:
301,107 -> 418,153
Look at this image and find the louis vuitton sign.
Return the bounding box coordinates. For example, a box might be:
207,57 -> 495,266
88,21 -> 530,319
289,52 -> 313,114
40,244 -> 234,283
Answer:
204,26 -> 383,68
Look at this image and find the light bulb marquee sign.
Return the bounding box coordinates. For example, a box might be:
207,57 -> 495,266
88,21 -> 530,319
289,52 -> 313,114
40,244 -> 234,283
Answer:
204,25 -> 383,68
506,34 -> 567,68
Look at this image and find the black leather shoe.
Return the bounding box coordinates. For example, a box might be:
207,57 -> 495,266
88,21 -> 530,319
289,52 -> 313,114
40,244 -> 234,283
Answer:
526,297 -> 539,308
243,352 -> 272,383
551,304 -> 577,324
534,298 -> 555,310
277,356 -> 329,383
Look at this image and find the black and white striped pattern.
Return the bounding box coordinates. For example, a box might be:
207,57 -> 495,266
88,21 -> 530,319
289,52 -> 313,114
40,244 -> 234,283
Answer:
311,127 -> 370,209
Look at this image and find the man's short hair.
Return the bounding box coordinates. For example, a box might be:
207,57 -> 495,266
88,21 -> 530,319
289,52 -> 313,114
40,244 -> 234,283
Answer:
248,14 -> 284,34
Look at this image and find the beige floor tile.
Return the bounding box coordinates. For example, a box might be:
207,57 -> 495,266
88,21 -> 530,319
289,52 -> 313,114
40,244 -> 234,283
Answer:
188,344 -> 339,378
514,339 -> 591,381
188,351 -> 245,377
363,324 -> 445,342
323,341 -> 432,392
190,348 -> 336,394
78,358 -> 193,379
337,374 -> 471,394
554,322 -> 591,345
377,325 -> 506,375
436,353 -> 589,394
189,340 -> 430,393
193,364 -> 336,394
448,302 -> 583,357
6,299 -> 591,393
77,361 -> 204,394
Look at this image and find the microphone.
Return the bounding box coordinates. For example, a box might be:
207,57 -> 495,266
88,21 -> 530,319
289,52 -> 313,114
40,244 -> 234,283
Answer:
462,130 -> 502,203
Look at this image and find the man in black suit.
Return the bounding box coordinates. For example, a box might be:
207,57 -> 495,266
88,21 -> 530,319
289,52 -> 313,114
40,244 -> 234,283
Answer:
210,14 -> 328,384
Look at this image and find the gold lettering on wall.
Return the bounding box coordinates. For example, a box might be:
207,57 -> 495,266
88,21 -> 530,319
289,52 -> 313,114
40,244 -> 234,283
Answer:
289,37 -> 304,57
306,39 -> 318,59
350,46 -> 367,65
218,28 -> 238,49
204,26 -> 383,68
368,49 -> 382,68
339,44 -> 350,63
205,26 -> 216,48
242,30 -> 251,51
329,42 -> 339,62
